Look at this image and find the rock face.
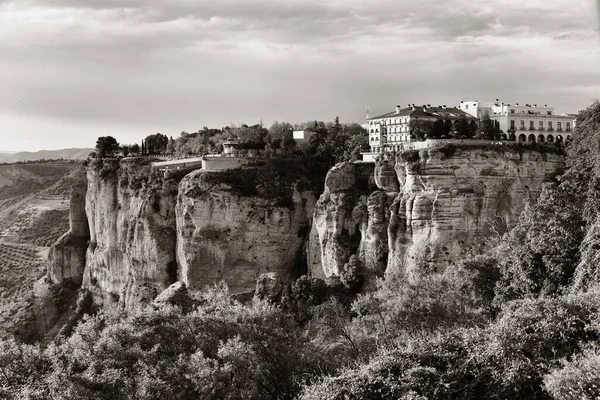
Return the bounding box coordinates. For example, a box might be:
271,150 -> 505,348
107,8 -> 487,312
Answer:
176,167 -> 319,296
310,163 -> 374,278
310,145 -> 564,282
47,170 -> 89,284
82,159 -> 181,309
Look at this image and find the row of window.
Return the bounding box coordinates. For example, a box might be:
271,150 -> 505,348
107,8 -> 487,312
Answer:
369,118 -> 409,126
510,120 -> 571,131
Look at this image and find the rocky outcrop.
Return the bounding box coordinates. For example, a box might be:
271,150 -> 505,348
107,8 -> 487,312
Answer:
176,165 -> 321,296
388,145 -> 563,280
310,163 -> 374,278
310,145 -> 564,282
47,170 -> 89,284
82,159 -> 182,309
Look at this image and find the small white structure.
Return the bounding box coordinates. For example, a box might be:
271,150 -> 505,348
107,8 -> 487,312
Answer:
293,130 -> 315,144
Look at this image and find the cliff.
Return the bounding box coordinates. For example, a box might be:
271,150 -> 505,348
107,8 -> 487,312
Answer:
46,172 -> 89,284
82,158 -> 182,309
311,144 -> 564,282
176,161 -> 327,296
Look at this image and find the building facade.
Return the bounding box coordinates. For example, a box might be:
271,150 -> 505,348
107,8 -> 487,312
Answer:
366,104 -> 477,152
460,100 -> 575,144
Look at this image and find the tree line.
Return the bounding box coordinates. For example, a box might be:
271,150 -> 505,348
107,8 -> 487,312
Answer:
93,117 -> 369,164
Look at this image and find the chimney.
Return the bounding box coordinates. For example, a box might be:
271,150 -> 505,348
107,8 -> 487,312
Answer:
515,103 -> 519,106
496,99 -> 499,102
442,104 -> 447,109
422,104 -> 427,109
396,105 -> 401,114
534,104 -> 537,107
411,104 -> 415,110
544,104 -> 547,107
461,100 -> 464,103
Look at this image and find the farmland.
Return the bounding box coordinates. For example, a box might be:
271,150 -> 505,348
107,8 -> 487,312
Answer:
0,162 -> 81,338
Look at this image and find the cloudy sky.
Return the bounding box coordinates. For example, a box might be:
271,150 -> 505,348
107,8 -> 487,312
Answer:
0,0 -> 599,151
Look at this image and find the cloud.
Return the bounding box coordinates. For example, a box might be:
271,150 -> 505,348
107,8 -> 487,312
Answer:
0,0 -> 598,151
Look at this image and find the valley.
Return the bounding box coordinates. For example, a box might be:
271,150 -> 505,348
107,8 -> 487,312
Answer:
0,162 -> 79,339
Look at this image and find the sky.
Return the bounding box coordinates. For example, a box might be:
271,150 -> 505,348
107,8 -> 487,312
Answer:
0,0 -> 599,151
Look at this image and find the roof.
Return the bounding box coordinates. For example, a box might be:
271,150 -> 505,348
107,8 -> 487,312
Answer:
368,106 -> 477,121
223,141 -> 240,146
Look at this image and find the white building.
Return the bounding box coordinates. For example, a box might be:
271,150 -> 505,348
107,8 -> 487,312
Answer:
485,101 -> 574,143
293,130 -> 315,144
366,104 -> 477,152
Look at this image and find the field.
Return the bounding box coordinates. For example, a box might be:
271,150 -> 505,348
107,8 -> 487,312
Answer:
0,242 -> 46,339
0,162 -> 81,338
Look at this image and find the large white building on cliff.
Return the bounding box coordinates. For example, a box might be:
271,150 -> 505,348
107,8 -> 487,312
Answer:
366,104 -> 477,152
366,100 -> 577,152
459,100 -> 576,144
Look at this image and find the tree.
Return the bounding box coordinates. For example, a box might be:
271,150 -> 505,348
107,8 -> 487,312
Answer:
95,136 -> 119,159
478,111 -> 502,139
455,116 -> 477,138
120,145 -> 130,157
130,143 -> 140,155
409,119 -> 434,140
167,136 -> 176,154
144,133 -> 169,155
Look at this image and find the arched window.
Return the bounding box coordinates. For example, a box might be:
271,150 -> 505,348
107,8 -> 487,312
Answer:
370,129 -> 374,133
537,134 -> 545,143
518,134 -> 527,142
528,134 -> 536,143
547,135 -> 554,143
556,135 -> 563,144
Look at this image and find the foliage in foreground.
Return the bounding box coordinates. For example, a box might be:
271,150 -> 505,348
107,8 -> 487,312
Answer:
0,285 -> 320,400
301,288 -> 600,400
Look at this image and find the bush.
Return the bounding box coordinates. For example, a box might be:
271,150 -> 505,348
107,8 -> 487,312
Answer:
544,345 -> 600,400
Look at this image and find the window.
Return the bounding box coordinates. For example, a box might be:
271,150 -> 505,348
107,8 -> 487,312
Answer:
529,121 -> 535,130
566,122 -> 571,131
510,120 -> 515,129
547,111 -> 552,115
538,121 -> 543,130
520,120 -> 525,130
370,129 -> 374,133
370,137 -> 374,142
510,109 -> 515,114
557,122 -> 562,131
548,121 -> 553,130
466,104 -> 469,109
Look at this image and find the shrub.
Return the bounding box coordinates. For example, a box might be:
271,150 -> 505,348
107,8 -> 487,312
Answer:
544,345 -> 600,400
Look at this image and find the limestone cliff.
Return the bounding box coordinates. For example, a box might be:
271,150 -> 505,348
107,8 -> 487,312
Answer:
47,168 -> 89,284
311,144 -> 564,282
309,163 -> 375,278
82,158 -> 182,309
176,162 -> 326,296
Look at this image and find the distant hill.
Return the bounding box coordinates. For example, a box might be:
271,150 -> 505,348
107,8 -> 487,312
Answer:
0,148 -> 93,163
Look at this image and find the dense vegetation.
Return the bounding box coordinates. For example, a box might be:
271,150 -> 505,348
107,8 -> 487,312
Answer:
2,102 -> 600,399
96,117 -> 369,165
